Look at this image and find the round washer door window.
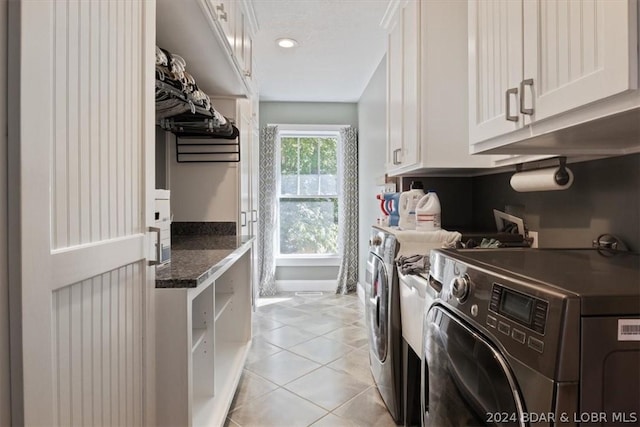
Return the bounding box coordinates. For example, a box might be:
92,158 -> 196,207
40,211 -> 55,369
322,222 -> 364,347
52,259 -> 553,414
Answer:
366,254 -> 388,362
423,305 -> 525,427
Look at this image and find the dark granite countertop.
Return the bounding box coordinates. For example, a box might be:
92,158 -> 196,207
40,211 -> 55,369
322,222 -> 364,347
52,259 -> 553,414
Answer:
155,235 -> 254,288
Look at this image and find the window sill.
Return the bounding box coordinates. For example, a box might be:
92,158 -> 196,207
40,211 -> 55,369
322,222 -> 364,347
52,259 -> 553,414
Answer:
276,256 -> 341,267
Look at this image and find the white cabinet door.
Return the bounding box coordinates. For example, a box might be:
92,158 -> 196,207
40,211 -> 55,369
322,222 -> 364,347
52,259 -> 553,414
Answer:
468,0 -> 526,143
238,101 -> 252,236
234,2 -> 246,71
250,124 -> 260,237
387,18 -> 404,171
211,0 -> 235,50
402,0 -> 420,169
523,0 -> 638,122
8,1 -> 155,425
233,2 -> 253,82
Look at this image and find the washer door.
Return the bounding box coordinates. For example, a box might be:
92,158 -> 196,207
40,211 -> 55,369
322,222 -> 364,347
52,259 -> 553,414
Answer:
422,306 -> 526,427
365,252 -> 389,362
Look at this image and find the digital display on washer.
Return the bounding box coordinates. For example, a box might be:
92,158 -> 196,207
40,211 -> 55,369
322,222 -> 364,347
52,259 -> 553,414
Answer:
490,284 -> 548,334
499,289 -> 533,324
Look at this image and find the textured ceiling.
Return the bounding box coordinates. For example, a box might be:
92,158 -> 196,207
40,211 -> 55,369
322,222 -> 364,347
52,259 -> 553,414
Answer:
252,0 -> 389,102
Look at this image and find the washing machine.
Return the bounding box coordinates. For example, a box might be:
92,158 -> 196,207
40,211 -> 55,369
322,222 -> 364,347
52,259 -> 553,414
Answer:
365,227 -> 403,423
421,248 -> 640,426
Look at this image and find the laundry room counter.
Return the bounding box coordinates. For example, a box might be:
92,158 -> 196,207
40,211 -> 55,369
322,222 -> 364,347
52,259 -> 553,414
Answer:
155,234 -> 254,288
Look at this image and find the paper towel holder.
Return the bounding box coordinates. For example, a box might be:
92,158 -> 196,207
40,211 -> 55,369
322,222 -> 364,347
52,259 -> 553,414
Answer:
516,156 -> 571,185
514,156 -> 571,186
511,156 -> 574,192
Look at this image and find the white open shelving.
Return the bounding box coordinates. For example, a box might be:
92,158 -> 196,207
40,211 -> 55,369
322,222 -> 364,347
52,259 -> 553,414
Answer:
192,328 -> 207,352
215,292 -> 234,321
156,245 -> 253,427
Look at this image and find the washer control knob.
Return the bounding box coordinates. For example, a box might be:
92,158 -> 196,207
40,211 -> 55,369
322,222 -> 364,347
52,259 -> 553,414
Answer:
451,275 -> 470,302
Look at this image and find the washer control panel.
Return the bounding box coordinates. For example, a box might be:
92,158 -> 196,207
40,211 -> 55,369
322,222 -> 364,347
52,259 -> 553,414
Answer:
489,283 -> 548,335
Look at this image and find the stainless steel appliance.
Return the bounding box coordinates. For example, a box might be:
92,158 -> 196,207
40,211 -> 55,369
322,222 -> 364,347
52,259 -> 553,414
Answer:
422,248 -> 640,426
365,227 -> 403,423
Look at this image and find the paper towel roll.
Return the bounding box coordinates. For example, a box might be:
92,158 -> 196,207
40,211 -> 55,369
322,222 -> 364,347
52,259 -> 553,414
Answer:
510,166 -> 574,192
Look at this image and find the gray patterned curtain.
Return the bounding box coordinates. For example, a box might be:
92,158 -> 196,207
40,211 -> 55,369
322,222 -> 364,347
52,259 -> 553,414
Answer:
258,126 -> 278,296
336,127 -> 359,294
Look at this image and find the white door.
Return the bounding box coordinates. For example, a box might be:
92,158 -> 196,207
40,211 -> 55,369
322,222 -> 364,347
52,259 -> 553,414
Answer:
468,0 -> 525,144
523,0 -> 638,122
8,1 -> 156,425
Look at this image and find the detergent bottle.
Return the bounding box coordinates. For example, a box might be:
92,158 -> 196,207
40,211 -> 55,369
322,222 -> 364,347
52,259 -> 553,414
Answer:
415,191 -> 442,231
375,192 -> 400,226
398,181 -> 425,230
387,193 -> 401,227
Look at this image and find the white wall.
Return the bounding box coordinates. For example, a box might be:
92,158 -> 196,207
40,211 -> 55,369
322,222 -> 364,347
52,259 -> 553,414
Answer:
167,132 -> 239,222
0,0 -> 11,423
356,56 -> 387,286
259,102 -> 358,129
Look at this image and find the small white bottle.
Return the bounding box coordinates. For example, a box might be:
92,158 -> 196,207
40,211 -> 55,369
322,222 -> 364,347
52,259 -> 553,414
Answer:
415,191 -> 441,231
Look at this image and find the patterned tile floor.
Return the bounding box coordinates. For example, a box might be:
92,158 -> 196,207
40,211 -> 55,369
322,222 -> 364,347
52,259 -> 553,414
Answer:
225,292 -> 397,427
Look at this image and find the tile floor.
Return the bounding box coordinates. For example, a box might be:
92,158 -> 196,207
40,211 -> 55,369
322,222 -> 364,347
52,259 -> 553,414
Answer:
225,292 -> 397,427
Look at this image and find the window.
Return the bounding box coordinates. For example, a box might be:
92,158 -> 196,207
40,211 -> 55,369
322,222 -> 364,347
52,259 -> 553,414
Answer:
277,131 -> 339,256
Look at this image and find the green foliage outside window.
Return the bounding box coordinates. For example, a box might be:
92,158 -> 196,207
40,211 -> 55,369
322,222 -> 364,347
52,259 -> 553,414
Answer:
279,135 -> 339,255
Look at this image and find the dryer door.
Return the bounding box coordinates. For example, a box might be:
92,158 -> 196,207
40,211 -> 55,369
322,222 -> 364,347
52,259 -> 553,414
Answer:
422,305 -> 526,427
365,252 -> 389,362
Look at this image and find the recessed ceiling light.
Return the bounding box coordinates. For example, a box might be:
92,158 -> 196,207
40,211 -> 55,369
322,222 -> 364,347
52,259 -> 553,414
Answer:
276,38 -> 298,48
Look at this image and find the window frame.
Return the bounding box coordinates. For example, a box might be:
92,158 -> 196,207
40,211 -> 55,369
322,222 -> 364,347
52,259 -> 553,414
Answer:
274,125 -> 343,259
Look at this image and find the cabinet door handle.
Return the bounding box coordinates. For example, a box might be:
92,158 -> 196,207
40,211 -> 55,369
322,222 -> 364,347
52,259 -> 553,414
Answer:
241,211 -> 247,227
393,148 -> 401,165
519,79 -> 534,115
505,87 -> 519,122
251,209 -> 257,223
216,4 -> 228,21
148,226 -> 161,266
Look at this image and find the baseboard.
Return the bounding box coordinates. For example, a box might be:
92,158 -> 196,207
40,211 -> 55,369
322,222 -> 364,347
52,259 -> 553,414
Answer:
357,282 -> 365,304
275,280 -> 337,292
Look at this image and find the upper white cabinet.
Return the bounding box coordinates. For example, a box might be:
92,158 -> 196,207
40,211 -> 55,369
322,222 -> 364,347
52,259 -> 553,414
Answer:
468,0 -> 525,143
523,0 -> 637,122
383,0 -> 493,177
386,16 -> 408,171
156,0 -> 257,97
234,2 -> 254,82
213,0 -> 236,50
469,0 -> 640,155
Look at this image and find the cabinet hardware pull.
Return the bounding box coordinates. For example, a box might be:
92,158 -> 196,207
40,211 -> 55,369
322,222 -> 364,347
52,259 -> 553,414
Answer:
148,226 -> 161,266
393,148 -> 401,165
251,210 -> 257,223
241,211 -> 247,227
519,79 -> 534,115
216,4 -> 228,21
505,87 -> 519,122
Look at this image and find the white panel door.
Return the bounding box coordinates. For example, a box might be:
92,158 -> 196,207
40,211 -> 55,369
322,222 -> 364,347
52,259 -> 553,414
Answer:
8,1 -> 156,425
523,0 -> 638,122
468,0 -> 525,144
